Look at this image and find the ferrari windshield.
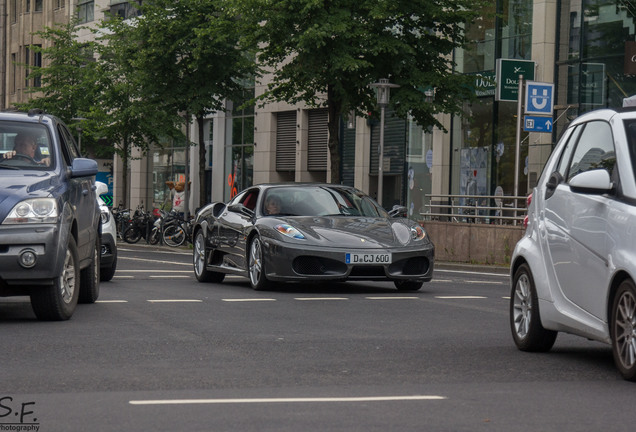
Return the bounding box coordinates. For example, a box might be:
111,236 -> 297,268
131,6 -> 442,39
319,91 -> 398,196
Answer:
262,186 -> 389,218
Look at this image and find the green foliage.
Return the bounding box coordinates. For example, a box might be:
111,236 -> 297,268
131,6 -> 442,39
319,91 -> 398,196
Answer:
240,0 -> 489,182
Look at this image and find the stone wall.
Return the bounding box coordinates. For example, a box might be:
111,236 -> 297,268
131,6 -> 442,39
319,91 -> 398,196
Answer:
421,221 -> 525,266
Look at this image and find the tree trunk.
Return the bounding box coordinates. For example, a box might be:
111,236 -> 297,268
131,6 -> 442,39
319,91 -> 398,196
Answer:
327,84 -> 342,184
197,113 -> 207,208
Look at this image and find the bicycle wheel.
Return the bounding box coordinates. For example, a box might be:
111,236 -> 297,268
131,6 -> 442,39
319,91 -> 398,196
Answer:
163,224 -> 186,247
123,226 -> 142,244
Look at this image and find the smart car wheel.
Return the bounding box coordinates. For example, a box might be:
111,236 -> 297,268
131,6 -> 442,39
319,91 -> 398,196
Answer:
510,263 -> 557,352
394,280 -> 424,291
30,236 -> 80,321
79,234 -> 101,303
248,235 -> 271,291
193,231 -> 225,283
611,279 -> 636,381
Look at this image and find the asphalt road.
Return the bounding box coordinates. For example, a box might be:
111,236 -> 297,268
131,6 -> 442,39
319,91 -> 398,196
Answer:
0,243 -> 634,432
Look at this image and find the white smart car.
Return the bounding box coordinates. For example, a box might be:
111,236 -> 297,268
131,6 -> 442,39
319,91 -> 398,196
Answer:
96,181 -> 117,281
510,107 -> 636,380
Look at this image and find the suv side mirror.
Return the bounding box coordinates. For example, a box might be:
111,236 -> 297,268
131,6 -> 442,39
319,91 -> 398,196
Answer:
70,158 -> 98,178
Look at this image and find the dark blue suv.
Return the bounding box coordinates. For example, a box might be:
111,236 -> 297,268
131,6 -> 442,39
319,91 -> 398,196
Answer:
0,110 -> 101,320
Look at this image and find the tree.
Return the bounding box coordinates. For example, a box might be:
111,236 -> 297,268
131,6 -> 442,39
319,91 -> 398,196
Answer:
15,21 -> 104,153
242,0 -> 488,184
129,0 -> 258,208
92,16 -> 186,207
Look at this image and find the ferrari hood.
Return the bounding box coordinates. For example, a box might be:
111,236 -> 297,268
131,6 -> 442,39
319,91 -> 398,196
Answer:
279,216 -> 410,248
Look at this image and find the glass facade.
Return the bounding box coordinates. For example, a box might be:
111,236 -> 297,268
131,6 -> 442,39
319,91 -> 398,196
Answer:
148,138 -> 187,211
556,0 -> 636,137
224,88 -> 255,201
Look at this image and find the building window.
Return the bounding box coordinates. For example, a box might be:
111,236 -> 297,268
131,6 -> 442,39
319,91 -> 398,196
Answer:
26,0 -> 30,13
11,0 -> 17,23
35,0 -> 42,11
24,47 -> 30,88
77,0 -> 94,24
225,87 -> 255,200
33,45 -> 42,88
109,1 -> 142,20
55,0 -> 65,9
11,53 -> 17,94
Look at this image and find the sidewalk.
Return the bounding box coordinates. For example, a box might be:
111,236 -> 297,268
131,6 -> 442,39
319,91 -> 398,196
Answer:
117,240 -> 510,275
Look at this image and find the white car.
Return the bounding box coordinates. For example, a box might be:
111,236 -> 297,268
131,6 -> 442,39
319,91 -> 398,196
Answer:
510,107 -> 636,381
96,181 -> 117,281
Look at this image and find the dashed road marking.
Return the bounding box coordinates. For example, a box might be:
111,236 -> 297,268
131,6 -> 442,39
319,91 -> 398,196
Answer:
129,394 -> 447,405
147,299 -> 203,303
435,295 -> 487,299
221,298 -> 277,302
294,297 -> 349,301
365,296 -> 420,300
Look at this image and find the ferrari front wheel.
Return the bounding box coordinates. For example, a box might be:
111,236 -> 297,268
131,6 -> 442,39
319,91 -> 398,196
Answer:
248,235 -> 271,291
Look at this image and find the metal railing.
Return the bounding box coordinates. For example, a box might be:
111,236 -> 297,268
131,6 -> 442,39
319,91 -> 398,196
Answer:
420,193 -> 528,225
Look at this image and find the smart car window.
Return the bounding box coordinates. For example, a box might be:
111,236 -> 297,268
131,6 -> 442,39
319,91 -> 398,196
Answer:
555,125 -> 582,178
625,120 -> 636,181
566,121 -> 616,183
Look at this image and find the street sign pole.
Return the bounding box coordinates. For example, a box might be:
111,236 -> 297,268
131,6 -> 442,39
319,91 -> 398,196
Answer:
514,75 -> 523,225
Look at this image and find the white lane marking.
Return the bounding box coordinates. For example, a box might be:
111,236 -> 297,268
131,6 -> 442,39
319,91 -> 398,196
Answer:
502,296 -> 511,300
149,275 -> 192,279
222,298 -> 277,302
113,276 -> 134,279
366,297 -> 419,300
129,395 -> 447,405
431,279 -> 453,283
435,296 -> 487,299
118,270 -> 192,273
147,299 -> 203,303
435,269 -> 508,277
465,280 -> 504,285
96,300 -> 128,303
294,297 -> 349,301
119,256 -> 191,266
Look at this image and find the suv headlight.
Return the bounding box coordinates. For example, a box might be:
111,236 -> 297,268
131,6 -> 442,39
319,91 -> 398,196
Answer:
100,208 -> 111,225
4,198 -> 59,224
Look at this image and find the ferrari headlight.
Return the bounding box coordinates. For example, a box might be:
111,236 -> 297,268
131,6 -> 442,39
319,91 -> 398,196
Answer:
4,198 -> 58,224
275,224 -> 305,239
410,225 -> 426,241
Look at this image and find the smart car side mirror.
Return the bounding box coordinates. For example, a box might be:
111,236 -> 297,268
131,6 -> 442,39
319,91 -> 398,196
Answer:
569,169 -> 614,195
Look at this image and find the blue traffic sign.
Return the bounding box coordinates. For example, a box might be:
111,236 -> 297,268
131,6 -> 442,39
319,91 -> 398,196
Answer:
524,116 -> 553,133
525,81 -> 554,115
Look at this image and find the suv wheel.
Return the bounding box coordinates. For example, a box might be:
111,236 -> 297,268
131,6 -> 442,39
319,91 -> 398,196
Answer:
611,279 -> 636,381
510,263 -> 557,352
30,237 -> 80,321
79,235 -> 101,303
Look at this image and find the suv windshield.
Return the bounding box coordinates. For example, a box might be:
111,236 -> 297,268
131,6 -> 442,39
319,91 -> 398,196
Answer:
0,122 -> 53,170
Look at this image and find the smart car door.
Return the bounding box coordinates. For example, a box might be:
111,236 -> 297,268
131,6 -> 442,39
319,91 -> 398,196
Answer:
543,120 -> 615,318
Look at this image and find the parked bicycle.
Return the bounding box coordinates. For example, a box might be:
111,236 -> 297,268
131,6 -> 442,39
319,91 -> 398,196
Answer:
162,211 -> 193,247
123,205 -> 159,244
112,207 -> 131,240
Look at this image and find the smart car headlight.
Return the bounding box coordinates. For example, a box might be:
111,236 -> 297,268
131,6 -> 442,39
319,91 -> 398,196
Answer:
4,198 -> 58,224
275,224 -> 305,239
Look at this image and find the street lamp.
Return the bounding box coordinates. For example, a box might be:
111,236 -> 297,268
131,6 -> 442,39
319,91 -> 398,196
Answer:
370,78 -> 400,206
71,117 -> 87,155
